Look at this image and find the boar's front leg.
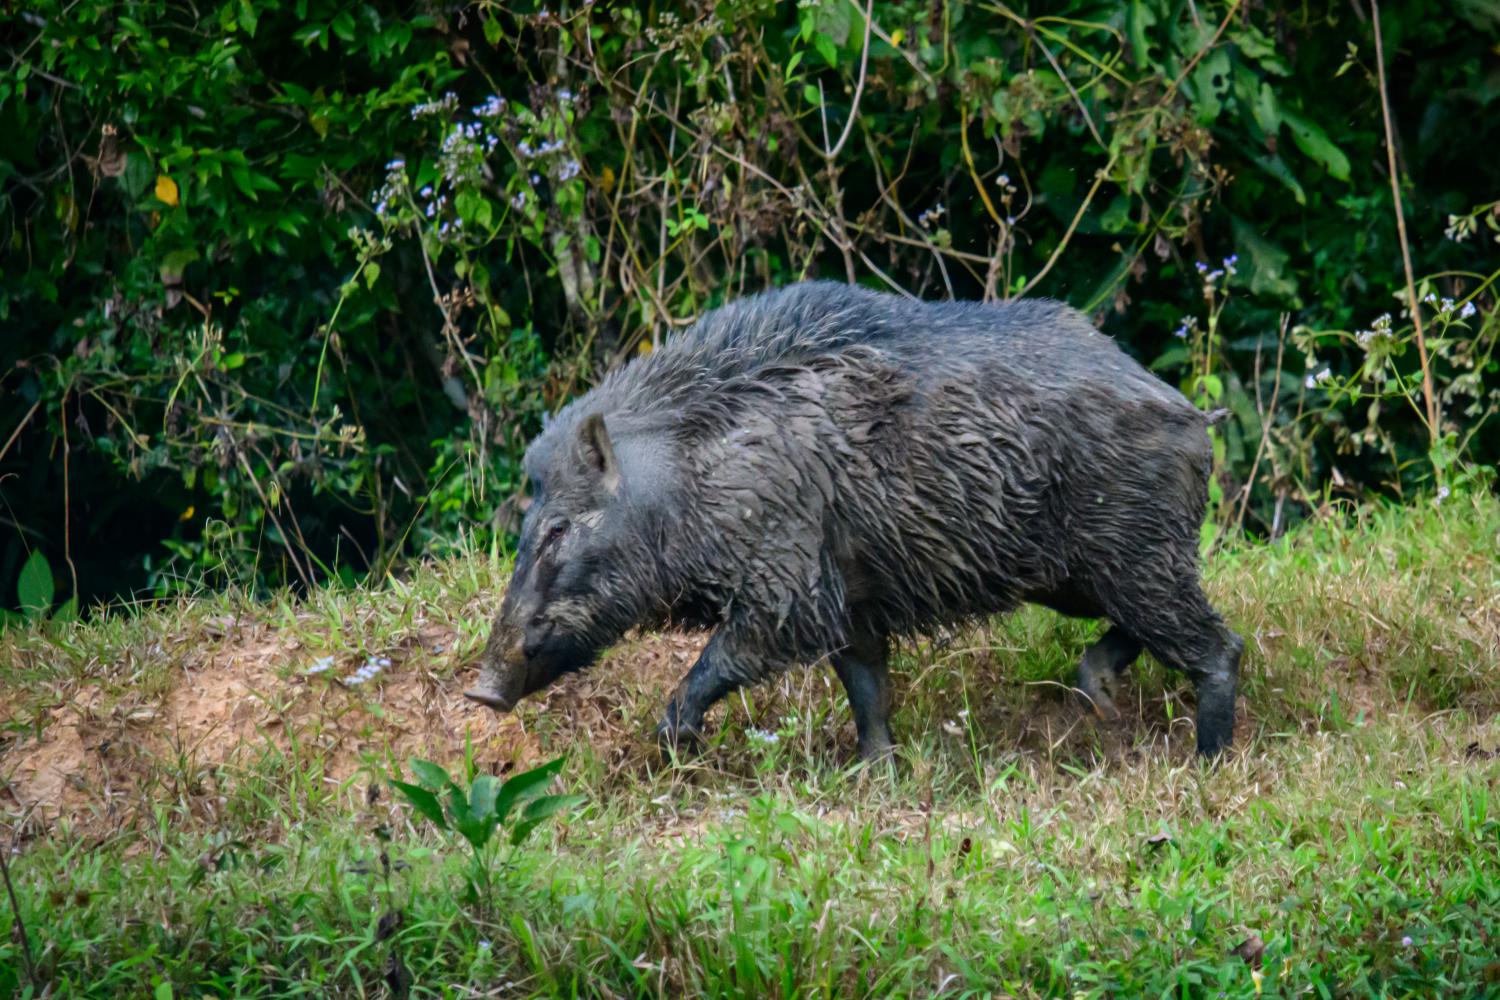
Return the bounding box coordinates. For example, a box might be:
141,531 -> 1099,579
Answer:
655,630 -> 760,752
831,631 -> 894,761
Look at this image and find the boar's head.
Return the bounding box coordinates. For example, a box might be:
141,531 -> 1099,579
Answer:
466,412 -> 671,712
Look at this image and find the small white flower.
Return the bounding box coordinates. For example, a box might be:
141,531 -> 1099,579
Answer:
1401,935 -> 1414,947
306,656 -> 334,675
1436,485 -> 1450,503
1459,301 -> 1477,319
747,728 -> 780,745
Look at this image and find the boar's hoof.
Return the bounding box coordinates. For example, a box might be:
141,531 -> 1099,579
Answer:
654,718 -> 706,756
1076,676 -> 1121,722
463,688 -> 513,712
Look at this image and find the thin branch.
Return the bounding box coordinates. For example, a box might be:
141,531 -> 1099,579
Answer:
827,0 -> 874,161
1371,0 -> 1439,447
1235,314 -> 1288,532
0,838 -> 40,992
1162,1 -> 1240,101
0,400 -> 41,465
1031,31 -> 1105,150
1016,154 -> 1116,299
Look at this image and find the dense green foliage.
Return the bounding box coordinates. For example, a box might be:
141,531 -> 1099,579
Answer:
3,0 -> 1497,608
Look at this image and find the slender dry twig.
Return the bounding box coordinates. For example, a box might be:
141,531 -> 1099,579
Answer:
1236,314 -> 1288,531
1031,31 -> 1105,149
827,0 -> 874,161
0,839 -> 40,992
1162,0 -> 1240,101
0,400 -> 40,465
1371,0 -> 1439,447
1016,155 -> 1116,299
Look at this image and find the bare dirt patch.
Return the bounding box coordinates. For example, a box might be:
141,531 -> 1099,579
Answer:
0,622 -> 706,838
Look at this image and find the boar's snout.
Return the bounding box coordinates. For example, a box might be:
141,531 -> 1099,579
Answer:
464,626 -> 528,713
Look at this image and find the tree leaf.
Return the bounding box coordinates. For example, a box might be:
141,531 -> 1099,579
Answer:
1281,108 -> 1351,181
155,174 -> 180,206
390,780 -> 448,831
17,550 -> 54,619
1232,216 -> 1299,303
1252,154 -> 1306,206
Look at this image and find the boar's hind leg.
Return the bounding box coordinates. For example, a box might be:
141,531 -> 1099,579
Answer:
1115,581 -> 1243,757
832,632 -> 894,761
1076,627 -> 1143,721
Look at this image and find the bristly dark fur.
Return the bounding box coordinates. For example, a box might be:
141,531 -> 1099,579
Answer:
474,281 -> 1244,759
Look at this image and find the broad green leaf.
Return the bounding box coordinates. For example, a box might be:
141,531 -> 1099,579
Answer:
408,758 -> 453,793
17,550 -> 54,618
1252,154 -> 1306,206
1232,217 -> 1298,302
1281,109 -> 1351,181
1189,49 -> 1232,125
812,0 -> 852,47
238,0 -> 258,36
814,32 -> 838,69
482,13 -> 503,46
509,794 -> 586,846
447,783 -> 492,849
496,756 -> 566,824
390,780 -> 448,831
468,774 -> 500,824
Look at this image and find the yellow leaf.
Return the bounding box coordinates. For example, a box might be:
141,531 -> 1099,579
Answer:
600,164 -> 616,195
155,174 -> 179,206
891,27 -> 905,46
636,337 -> 653,355
179,505 -> 196,522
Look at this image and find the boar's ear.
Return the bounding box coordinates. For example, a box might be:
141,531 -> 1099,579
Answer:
576,413 -> 621,495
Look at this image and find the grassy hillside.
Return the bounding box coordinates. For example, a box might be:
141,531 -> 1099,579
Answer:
2,496 -> 1498,998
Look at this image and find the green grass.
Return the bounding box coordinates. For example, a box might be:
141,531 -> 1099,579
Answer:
2,496 -> 1499,998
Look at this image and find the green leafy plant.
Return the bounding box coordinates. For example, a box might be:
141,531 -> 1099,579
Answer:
2,551 -> 77,629
390,755 -> 583,905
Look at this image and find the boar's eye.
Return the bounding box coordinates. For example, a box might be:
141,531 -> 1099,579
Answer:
543,521 -> 569,547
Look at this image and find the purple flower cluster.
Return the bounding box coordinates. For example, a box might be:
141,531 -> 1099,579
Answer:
1195,255 -> 1238,286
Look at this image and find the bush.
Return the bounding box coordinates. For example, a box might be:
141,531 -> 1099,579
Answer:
2,0 -> 1496,610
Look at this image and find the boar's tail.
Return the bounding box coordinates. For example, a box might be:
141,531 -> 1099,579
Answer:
1205,407 -> 1232,427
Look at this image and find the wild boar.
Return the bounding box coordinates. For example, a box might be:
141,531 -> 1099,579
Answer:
465,282 -> 1243,759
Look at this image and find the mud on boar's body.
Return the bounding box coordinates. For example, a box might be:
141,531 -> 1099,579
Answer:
468,281 -> 1244,759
